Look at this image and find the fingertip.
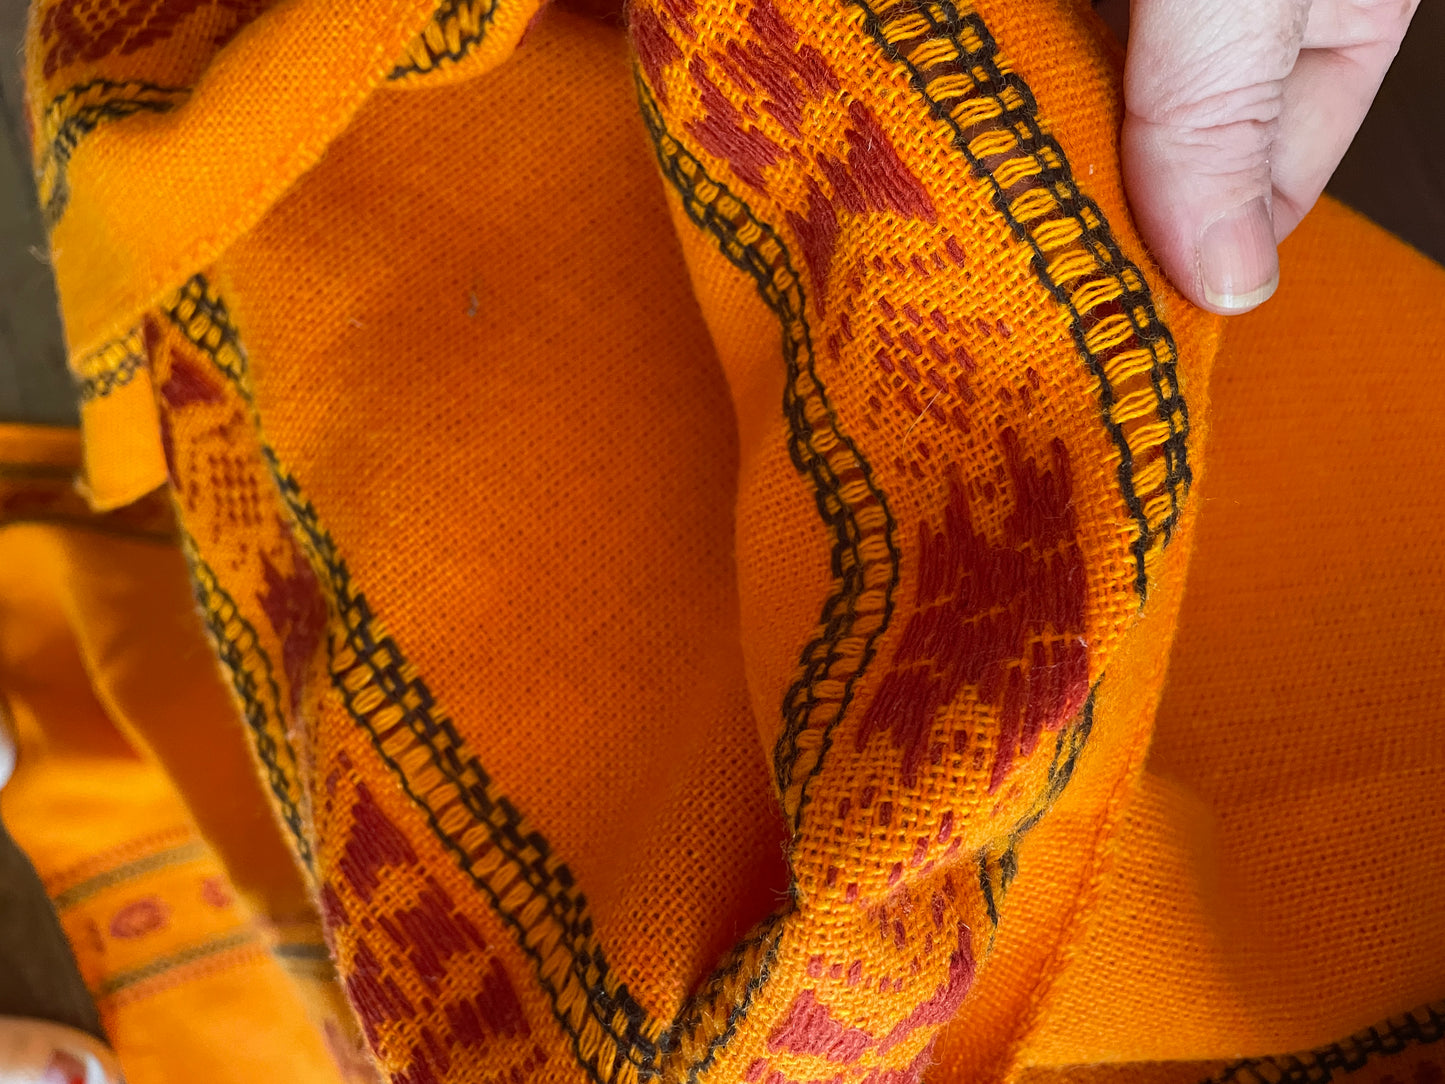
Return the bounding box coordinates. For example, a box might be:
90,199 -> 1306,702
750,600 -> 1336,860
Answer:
1197,195 -> 1281,313
1121,121 -> 1281,317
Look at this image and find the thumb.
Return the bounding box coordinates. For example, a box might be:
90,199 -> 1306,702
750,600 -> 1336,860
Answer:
1121,0 -> 1307,314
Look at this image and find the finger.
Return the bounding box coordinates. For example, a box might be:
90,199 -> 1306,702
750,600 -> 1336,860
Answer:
0,1019 -> 121,1084
1121,0 -> 1308,314
1271,0 -> 1419,234
1301,0 -> 1417,50
1268,44 -> 1397,235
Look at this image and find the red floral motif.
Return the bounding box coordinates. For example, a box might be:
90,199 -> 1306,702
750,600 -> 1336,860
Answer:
632,0 -> 932,312
857,430 -> 1089,790
336,782 -> 419,904
109,896 -> 170,939
256,532 -> 327,717
759,921 -> 973,1072
157,342 -> 224,409
631,6 -> 682,103
199,874 -> 234,908
39,0 -> 275,79
767,988 -> 873,1063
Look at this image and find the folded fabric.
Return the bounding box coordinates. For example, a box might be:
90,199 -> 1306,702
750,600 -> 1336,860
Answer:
0,424 -> 370,1084
15,0 -> 1445,1082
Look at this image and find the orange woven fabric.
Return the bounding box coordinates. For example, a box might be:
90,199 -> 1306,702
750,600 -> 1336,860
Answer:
16,0 -> 1445,1082
0,425 -> 368,1084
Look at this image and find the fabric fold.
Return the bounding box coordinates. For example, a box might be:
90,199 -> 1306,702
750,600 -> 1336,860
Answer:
15,0 -> 1445,1082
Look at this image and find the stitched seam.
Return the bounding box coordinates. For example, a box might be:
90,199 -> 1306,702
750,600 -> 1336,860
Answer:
276,477 -> 661,1080
388,0 -> 501,79
51,841 -> 209,911
634,73 -> 901,841
850,0 -> 1190,599
167,275 -> 663,1083
37,80 -> 189,230
1203,1003 -> 1445,1084
666,916 -> 787,1082
971,691 -> 1096,941
173,523 -> 314,872
72,328 -> 146,403
39,829 -> 195,897
996,690 -> 1095,893
94,929 -> 259,998
636,71 -> 905,1078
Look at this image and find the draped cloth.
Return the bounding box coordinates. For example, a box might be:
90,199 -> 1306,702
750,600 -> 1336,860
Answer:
5,0 -> 1443,1081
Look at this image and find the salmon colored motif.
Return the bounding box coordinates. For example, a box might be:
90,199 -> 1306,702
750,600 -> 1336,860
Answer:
39,0 -> 275,76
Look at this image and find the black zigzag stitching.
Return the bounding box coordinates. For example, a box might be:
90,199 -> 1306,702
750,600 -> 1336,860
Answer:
974,691 -> 1096,934
851,0 -> 1191,600
167,275 -> 663,1083
73,333 -> 146,403
177,535 -> 315,872
1203,1002 -> 1445,1084
662,914 -> 786,1083
38,80 -> 188,229
388,0 -> 501,80
635,69 -> 906,1076
165,189 -> 885,1075
634,74 -> 901,839
997,690 -> 1096,894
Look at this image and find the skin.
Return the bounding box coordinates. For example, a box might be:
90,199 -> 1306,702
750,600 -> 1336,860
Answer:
1107,0 -> 1421,313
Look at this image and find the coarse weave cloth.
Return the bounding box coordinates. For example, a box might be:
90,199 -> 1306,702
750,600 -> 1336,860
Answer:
3,0 -> 1442,1082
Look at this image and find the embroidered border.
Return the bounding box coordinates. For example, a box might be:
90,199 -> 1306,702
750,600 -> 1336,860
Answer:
661,915 -> 785,1083
165,273 -> 833,1083
166,275 -> 664,1084
36,80 -> 189,230
1202,1002 -> 1445,1084
635,74 -> 900,838
976,689 -> 1096,930
176,532 -> 314,873
388,0 -> 500,80
51,841 -> 208,911
635,54 -> 1123,1069
850,0 -> 1190,599
73,328 -> 146,403
94,929 -> 260,998
165,276 -> 246,374
276,471 -> 666,1082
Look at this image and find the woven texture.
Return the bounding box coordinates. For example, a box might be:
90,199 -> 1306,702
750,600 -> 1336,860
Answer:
12,0 -> 1445,1082
0,426 -> 370,1084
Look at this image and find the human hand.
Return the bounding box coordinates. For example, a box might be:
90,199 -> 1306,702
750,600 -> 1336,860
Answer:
1114,0 -> 1420,314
